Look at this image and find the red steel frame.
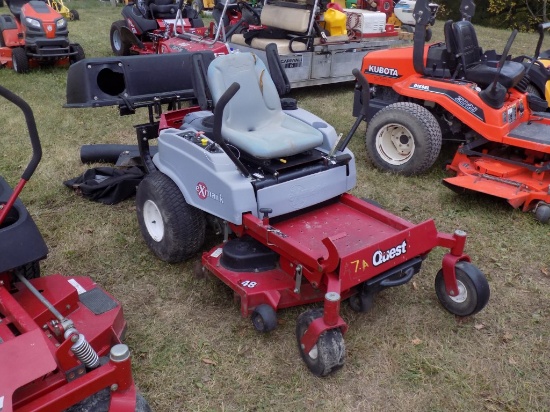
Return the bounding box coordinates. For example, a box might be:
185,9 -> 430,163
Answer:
0,275 -> 137,411
202,193 -> 470,354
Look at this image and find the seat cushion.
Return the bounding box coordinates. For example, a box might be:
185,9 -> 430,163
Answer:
231,34 -> 308,55
207,53 -> 323,158
466,60 -> 525,89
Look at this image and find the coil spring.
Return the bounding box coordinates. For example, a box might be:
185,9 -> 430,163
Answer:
71,334 -> 100,369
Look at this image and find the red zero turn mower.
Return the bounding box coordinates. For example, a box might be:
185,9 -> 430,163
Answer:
0,86 -> 150,411
0,0 -> 84,73
109,0 -> 229,57
354,0 -> 550,223
65,51 -> 490,376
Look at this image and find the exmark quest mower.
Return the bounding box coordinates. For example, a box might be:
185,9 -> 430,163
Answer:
0,0 -> 84,73
65,51 -> 490,376
354,0 -> 550,223
0,86 -> 150,410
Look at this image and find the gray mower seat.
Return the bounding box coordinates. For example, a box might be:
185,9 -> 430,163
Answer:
207,52 -> 323,159
453,20 -> 525,89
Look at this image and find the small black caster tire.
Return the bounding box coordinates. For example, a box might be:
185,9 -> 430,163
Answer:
535,203 -> 550,224
251,304 -> 277,333
69,9 -> 79,20
348,292 -> 374,313
435,261 -> 490,317
296,308 -> 345,377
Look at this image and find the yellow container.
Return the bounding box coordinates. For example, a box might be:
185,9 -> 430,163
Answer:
324,8 -> 347,37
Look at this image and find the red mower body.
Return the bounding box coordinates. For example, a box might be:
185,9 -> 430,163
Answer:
0,85 -> 144,411
0,275 -> 137,412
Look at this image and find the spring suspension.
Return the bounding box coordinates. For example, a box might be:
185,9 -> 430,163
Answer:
66,329 -> 100,369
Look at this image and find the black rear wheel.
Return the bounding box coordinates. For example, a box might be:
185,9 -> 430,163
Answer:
110,20 -> 131,56
136,171 -> 206,263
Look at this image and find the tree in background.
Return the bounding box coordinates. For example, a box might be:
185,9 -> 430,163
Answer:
436,0 -> 547,31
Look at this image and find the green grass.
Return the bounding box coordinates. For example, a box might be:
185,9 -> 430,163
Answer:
1,2 -> 550,411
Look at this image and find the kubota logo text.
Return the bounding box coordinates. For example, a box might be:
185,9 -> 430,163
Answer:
196,182 -> 224,204
367,65 -> 399,78
372,240 -> 407,266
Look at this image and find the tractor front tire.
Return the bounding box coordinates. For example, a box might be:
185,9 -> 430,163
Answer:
136,171 -> 206,263
64,388 -> 151,412
365,102 -> 442,176
296,308 -> 345,377
435,261 -> 490,317
69,44 -> 85,64
12,47 -> 29,73
110,20 -> 131,56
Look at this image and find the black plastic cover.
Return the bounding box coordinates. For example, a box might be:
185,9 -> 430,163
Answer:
65,52 -> 216,109
0,177 -> 48,273
220,235 -> 279,272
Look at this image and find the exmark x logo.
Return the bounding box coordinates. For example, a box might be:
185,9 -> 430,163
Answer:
196,182 -> 224,204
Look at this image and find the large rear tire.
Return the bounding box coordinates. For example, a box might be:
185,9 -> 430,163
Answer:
12,47 -> 29,73
136,171 -> 206,263
110,20 -> 131,56
365,102 -> 442,176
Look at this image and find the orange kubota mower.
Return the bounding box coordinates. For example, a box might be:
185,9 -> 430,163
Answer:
352,0 -> 550,224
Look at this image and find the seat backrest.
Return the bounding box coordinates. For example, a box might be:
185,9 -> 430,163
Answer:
444,19 -> 456,54
207,52 -> 282,135
452,20 -> 482,68
260,4 -> 311,33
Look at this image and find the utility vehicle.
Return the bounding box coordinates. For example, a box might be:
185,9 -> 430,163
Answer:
65,50 -> 489,376
0,0 -> 84,73
354,0 -> 550,223
0,85 -> 149,411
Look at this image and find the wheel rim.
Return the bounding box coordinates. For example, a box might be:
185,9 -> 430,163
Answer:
307,344 -> 319,360
143,200 -> 164,242
112,30 -> 121,51
375,123 -> 415,165
449,279 -> 467,303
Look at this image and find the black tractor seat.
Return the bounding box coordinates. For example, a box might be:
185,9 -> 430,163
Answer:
6,0 -> 31,20
452,20 -> 525,89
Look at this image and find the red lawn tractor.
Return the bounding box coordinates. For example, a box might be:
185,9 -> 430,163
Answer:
110,0 -> 229,57
353,0 -> 550,223
0,86 -> 149,411
0,0 -> 84,73
65,51 -> 490,376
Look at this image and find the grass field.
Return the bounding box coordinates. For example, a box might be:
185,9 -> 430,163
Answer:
1,2 -> 550,411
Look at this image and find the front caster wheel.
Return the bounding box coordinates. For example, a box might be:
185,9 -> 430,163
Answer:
251,304 -> 277,333
296,308 -> 345,377
435,261 -> 490,317
348,291 -> 374,313
535,203 -> 550,224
